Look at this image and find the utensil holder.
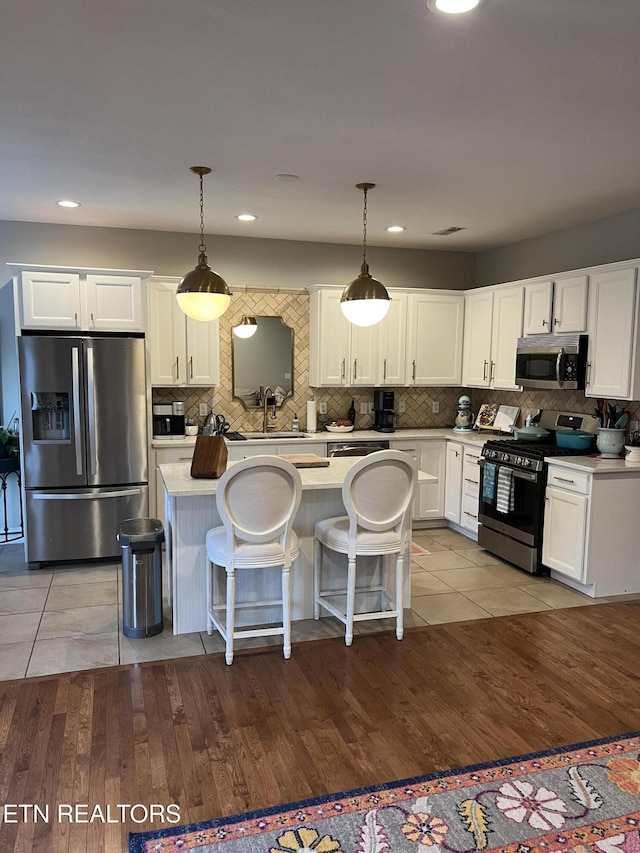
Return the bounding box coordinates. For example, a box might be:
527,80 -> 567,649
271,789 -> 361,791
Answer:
596,428 -> 625,458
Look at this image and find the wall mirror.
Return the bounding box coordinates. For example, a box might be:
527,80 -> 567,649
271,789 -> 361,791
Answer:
232,316 -> 294,408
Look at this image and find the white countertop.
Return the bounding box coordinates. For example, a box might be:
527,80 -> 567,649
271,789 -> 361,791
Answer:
152,427 -> 502,451
544,455 -> 640,475
160,457 -> 437,497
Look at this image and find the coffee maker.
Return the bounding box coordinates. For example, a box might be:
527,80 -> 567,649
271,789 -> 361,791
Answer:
373,389 -> 396,433
152,404 -> 186,439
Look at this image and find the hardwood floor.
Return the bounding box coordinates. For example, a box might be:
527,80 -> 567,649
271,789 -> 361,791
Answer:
1,600 -> 640,852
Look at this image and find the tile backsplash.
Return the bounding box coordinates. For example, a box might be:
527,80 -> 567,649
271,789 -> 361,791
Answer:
153,288 -> 640,434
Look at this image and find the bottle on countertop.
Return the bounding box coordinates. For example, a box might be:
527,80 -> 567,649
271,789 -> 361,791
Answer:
347,399 -> 356,426
292,413 -> 300,431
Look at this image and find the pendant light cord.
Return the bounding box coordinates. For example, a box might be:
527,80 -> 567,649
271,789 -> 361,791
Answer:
362,186 -> 368,268
198,171 -> 207,255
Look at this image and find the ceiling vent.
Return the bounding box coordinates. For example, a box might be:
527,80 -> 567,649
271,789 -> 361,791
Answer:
433,226 -> 466,236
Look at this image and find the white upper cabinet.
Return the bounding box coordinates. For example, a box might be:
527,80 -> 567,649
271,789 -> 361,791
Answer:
148,278 -> 219,387
585,266 -> 639,400
85,274 -> 145,332
523,275 -> 588,335
405,291 -> 464,386
490,286 -> 524,390
310,285 -> 463,388
461,290 -> 493,387
13,265 -> 150,332
308,286 -> 383,387
462,286 -> 523,389
377,291 -> 407,385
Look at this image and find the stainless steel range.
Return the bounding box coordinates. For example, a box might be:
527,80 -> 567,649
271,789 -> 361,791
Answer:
478,410 -> 600,574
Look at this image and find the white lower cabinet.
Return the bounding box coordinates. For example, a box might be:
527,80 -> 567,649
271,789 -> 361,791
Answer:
460,445 -> 481,535
444,442 -> 463,524
542,484 -> 588,582
542,462 -> 640,596
444,441 -> 480,535
391,439 -> 445,520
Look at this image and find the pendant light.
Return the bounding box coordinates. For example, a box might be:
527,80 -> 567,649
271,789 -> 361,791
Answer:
176,166 -> 231,321
340,183 -> 390,327
232,316 -> 258,338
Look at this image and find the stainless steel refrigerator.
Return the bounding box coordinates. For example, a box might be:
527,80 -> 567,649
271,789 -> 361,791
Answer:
18,334 -> 148,565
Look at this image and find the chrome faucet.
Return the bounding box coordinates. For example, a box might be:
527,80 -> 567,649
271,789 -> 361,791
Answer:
261,386 -> 277,432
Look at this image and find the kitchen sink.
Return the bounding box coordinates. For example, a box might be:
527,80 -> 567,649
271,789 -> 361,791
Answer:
240,432 -> 311,440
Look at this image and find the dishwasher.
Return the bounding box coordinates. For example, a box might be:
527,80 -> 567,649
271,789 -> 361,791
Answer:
327,439 -> 390,457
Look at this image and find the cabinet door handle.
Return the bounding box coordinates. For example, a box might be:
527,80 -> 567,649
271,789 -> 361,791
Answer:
189,356 -> 193,379
412,360 -> 416,381
353,359 -> 357,381
341,359 -> 345,380
483,360 -> 488,380
464,510 -> 478,519
74,312 -> 78,324
464,477 -> 479,484
175,356 -> 180,380
490,360 -> 495,381
554,476 -> 576,484
383,358 -> 387,382
554,318 -> 559,326
90,312 -> 95,325
542,318 -> 548,326
586,361 -> 591,386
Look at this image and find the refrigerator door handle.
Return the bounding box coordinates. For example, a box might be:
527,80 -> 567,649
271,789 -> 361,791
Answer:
86,346 -> 97,475
72,346 -> 84,476
32,488 -> 144,501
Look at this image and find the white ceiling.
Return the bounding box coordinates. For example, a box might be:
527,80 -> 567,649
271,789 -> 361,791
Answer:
2,0 -> 640,252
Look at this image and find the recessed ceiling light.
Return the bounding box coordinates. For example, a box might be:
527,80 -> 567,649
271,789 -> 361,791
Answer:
275,174 -> 299,182
386,225 -> 406,233
427,0 -> 483,14
236,213 -> 258,221
56,199 -> 81,208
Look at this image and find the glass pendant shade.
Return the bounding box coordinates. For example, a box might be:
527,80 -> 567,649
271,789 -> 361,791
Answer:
340,182 -> 391,327
176,254 -> 231,321
340,263 -> 390,326
233,316 -> 258,338
176,166 -> 231,321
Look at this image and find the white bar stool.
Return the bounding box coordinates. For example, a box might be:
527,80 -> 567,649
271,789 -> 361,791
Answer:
206,456 -> 302,665
313,450 -> 417,646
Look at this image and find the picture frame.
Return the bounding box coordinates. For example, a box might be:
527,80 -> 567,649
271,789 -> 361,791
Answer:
475,403 -> 498,430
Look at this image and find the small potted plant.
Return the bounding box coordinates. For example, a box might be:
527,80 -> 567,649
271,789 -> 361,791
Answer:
0,425 -> 19,459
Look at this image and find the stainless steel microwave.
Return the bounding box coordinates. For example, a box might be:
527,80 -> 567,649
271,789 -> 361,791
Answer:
515,334 -> 588,390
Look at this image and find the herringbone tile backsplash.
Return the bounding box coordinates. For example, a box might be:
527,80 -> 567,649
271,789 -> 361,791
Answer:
153,290 -> 640,432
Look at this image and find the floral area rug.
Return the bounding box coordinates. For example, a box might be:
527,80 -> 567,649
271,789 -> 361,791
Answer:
129,731 -> 640,853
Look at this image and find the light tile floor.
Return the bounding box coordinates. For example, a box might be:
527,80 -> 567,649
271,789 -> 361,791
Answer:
0,530 -> 632,681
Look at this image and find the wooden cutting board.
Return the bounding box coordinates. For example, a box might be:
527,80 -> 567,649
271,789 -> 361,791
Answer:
278,453 -> 330,468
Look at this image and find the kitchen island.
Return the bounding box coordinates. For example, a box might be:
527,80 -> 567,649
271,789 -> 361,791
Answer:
160,457 -> 436,635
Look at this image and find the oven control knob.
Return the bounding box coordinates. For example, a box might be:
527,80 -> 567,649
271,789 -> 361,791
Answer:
523,458 -> 532,468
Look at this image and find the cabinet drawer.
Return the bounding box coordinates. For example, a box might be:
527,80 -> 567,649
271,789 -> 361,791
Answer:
461,493 -> 479,532
156,447 -> 195,465
546,466 -> 590,495
462,449 -> 480,496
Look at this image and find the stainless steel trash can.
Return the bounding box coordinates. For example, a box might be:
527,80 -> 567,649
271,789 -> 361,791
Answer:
118,517 -> 165,638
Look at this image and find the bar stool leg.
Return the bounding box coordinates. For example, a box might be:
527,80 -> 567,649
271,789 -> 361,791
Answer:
225,569 -> 235,665
395,553 -> 404,640
282,565 -> 291,659
345,556 -> 357,646
312,537 -> 321,620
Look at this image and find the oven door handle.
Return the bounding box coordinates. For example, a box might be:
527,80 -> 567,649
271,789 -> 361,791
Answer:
480,459 -> 537,483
